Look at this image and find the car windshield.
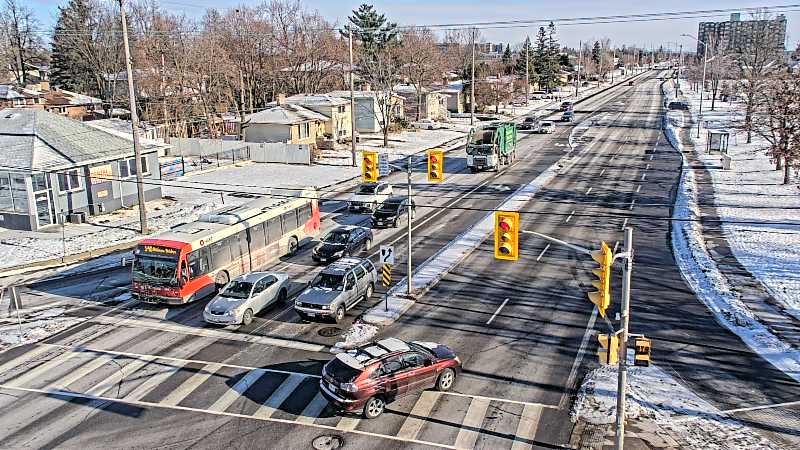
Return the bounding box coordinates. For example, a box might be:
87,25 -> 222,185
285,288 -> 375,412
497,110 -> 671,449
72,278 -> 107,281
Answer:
221,280 -> 253,299
524,118 -> 535,123
358,185 -> 377,194
132,255 -> 178,286
542,122 -> 553,126
312,273 -> 345,291
377,201 -> 402,212
323,230 -> 350,244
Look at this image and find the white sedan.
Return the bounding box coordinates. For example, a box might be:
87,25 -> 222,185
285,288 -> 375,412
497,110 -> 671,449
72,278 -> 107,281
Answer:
203,272 -> 289,326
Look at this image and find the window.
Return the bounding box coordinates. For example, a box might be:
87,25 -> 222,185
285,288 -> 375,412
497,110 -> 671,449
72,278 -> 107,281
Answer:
210,239 -> 232,269
364,260 -> 375,273
248,222 -> 267,250
380,357 -> 403,376
400,353 -> 425,370
353,265 -> 365,281
31,173 -> 48,192
187,248 -> 210,279
267,217 -> 282,243
254,275 -> 277,293
10,175 -> 27,213
345,272 -> 356,289
58,169 -> 81,192
281,210 -> 298,233
0,173 -> 12,211
299,203 -> 312,223
119,157 -> 149,178
299,122 -> 310,139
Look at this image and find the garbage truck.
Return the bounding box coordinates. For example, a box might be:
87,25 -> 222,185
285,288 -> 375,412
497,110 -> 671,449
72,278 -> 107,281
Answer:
466,122 -> 517,172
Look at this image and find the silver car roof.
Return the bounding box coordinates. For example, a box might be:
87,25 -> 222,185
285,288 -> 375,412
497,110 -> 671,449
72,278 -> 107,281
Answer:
232,271 -> 281,283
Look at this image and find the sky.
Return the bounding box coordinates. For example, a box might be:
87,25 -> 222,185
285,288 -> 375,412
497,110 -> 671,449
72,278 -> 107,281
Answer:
26,0 -> 800,52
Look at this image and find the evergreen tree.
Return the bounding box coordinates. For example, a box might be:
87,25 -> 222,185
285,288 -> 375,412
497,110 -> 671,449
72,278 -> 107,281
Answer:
592,41 -> 602,66
534,26 -> 555,90
345,4 -> 398,59
546,21 -> 560,87
501,43 -> 513,75
515,37 -> 538,85
50,0 -> 95,92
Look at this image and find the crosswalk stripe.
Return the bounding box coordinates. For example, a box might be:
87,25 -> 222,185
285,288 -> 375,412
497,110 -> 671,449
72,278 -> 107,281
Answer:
160,363 -> 223,406
86,356 -> 158,397
0,345 -> 53,376
396,391 -> 441,441
510,404 -> 543,450
253,373 -> 306,419
6,350 -> 78,388
208,369 -> 267,413
296,392 -> 329,424
46,354 -> 116,391
335,416 -> 360,431
123,362 -> 186,402
454,397 -> 490,450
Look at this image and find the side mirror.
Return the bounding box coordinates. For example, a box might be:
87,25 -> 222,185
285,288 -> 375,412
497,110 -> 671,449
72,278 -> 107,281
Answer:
424,359 -> 433,367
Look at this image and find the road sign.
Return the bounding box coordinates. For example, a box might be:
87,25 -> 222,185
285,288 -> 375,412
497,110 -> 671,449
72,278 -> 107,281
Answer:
381,263 -> 391,287
378,153 -> 390,177
379,245 -> 395,265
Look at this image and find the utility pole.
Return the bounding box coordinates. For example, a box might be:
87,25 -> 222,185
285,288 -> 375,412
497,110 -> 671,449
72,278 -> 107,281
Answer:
407,155 -> 413,296
349,27 -> 357,167
611,49 -> 616,84
470,28 -> 476,126
525,36 -> 530,106
615,227 -> 634,450
675,44 -> 683,97
575,40 -> 582,98
598,41 -> 604,88
119,0 -> 147,235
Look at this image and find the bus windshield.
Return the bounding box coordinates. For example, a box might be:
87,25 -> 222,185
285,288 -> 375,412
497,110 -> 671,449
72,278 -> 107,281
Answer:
133,255 -> 178,285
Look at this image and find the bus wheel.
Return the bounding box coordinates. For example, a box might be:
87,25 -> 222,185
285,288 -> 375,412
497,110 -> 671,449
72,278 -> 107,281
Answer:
215,271 -> 229,289
288,237 -> 299,256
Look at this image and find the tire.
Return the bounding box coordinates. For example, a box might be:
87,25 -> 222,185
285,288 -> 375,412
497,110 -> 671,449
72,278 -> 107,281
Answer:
363,396 -> 385,419
277,289 -> 287,304
364,283 -> 374,300
334,305 -> 345,324
392,219 -> 398,228
214,271 -> 229,289
241,308 -> 253,326
364,239 -> 373,251
287,237 -> 299,256
435,368 -> 456,392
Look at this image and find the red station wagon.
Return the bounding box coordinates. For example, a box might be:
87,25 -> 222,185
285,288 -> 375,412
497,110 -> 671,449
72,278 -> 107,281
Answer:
320,338 -> 461,418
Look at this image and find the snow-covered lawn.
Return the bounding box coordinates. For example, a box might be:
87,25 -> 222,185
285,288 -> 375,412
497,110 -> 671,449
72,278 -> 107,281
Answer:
0,307 -> 86,352
572,356 -> 781,449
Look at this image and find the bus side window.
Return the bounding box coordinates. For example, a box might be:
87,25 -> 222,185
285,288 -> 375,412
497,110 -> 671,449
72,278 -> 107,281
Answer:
187,248 -> 209,279
300,203 -> 312,222
249,222 -> 267,250
210,239 -> 232,269
267,217 -> 281,244
281,211 -> 297,233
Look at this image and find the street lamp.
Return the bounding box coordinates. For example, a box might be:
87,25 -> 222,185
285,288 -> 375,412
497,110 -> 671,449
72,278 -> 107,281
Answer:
681,33 -> 707,138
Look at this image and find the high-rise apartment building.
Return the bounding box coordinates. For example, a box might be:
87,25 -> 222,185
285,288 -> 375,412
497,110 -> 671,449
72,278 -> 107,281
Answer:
697,13 -> 786,56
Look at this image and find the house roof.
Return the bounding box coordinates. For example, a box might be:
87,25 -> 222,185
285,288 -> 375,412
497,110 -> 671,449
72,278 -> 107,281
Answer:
285,94 -> 349,107
84,118 -> 170,152
327,90 -> 404,102
0,85 -> 25,100
244,104 -> 328,126
0,108 -> 158,172
43,89 -> 101,106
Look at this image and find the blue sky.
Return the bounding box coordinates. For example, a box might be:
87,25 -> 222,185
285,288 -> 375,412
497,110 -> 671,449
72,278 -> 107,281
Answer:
27,0 -> 800,51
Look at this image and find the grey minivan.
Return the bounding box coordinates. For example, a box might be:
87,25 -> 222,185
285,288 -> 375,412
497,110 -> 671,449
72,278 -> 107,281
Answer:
294,257 -> 377,323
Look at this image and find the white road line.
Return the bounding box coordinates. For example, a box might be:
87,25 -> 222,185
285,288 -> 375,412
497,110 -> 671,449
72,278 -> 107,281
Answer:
649,152 -> 655,161
123,362 -> 186,402
620,218 -> 629,231
397,391 -> 441,441
296,392 -> 329,424
645,163 -> 650,170
5,350 -> 78,388
613,241 -> 620,254
628,199 -> 636,210
336,416 -> 361,432
161,363 -> 223,406
536,244 -> 551,262
635,185 -> 641,193
585,187 -> 593,195
436,390 -> 558,410
721,400 -> 800,414
486,298 -> 510,325
46,355 -> 115,391
511,403 -> 543,450
208,368 -> 267,413
253,373 -> 306,419
565,210 -> 575,223
454,397 -> 491,450
559,307 -> 598,410
599,168 -> 606,176
0,345 -> 54,377
87,355 -> 157,396
641,172 -> 647,181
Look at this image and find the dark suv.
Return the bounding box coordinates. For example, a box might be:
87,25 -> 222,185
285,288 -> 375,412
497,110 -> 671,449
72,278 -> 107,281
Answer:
320,338 -> 461,419
312,226 -> 373,263
371,196 -> 415,228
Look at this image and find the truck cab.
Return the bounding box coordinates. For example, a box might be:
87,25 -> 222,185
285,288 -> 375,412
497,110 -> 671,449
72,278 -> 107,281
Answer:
466,123 -> 517,173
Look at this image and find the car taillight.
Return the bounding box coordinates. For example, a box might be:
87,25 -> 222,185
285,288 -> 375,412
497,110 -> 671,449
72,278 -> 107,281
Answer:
341,383 -> 358,393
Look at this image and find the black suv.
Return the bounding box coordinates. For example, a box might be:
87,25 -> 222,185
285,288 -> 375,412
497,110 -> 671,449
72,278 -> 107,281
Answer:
519,117 -> 538,130
371,196 -> 415,228
312,226 -> 373,263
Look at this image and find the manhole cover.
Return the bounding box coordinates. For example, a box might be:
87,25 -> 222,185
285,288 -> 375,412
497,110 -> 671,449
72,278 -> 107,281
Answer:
318,327 -> 343,337
312,434 -> 344,450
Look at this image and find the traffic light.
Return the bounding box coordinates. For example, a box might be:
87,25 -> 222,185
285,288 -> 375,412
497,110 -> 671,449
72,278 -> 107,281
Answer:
427,148 -> 444,183
494,211 -> 519,260
588,241 -> 613,317
634,337 -> 651,367
362,151 -> 378,182
597,333 -> 619,366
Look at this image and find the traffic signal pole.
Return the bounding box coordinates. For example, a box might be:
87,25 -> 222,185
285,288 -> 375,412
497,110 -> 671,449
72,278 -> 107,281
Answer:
407,155 -> 413,296
615,226 -> 634,450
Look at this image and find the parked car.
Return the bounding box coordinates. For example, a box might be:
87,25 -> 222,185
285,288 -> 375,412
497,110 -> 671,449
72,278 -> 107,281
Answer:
411,118 -> 447,130
538,121 -> 556,134
312,226 -> 373,263
560,100 -> 574,111
519,117 -> 539,130
294,257 -> 376,322
320,338 -> 461,418
371,196 -> 415,228
561,110 -> 574,122
529,90 -> 548,100
203,272 -> 289,326
668,101 -> 690,111
349,182 -> 393,212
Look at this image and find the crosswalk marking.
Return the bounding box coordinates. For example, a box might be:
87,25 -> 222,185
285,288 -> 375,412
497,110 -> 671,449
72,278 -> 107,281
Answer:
510,403 -> 543,450
208,369 -> 267,413
86,355 -> 157,397
253,373 -> 306,419
6,350 -> 78,388
161,363 -> 223,406
0,345 -> 52,376
397,391 -> 441,441
45,354 -> 115,391
123,362 -> 185,402
454,397 -> 490,450
296,392 -> 329,424
336,416 -> 360,431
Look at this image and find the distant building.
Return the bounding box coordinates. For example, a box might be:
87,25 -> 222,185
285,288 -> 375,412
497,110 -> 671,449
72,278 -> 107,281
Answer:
285,94 -> 352,142
327,89 -> 404,133
393,84 -> 448,121
697,13 -> 787,56
241,97 -> 327,146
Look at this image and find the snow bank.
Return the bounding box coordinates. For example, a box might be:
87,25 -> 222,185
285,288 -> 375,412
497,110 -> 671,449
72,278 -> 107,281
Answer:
572,356 -> 781,449
0,315 -> 86,351
330,323 -> 379,354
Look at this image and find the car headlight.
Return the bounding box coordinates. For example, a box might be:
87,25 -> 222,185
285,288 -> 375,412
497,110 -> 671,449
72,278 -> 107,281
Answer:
320,305 -> 330,310
333,250 -> 344,257
295,300 -> 301,307
341,382 -> 358,393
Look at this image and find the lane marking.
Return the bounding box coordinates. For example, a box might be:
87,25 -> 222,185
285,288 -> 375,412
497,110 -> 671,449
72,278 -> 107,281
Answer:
560,307 -> 598,409
628,199 -> 636,210
0,383 -> 457,449
565,210 -> 575,223
46,354 -> 115,391
0,345 -> 54,378
123,362 -> 186,402
511,403 -> 543,450
641,172 -> 647,181
296,392 -> 329,424
721,400 -> 800,414
585,187 -> 593,195
599,168 -> 606,176
208,368 -> 268,413
620,218 -> 629,231
5,350 -> 78,388
613,241 -> 620,254
336,416 -> 361,431
635,185 -> 641,193
86,355 -> 157,396
454,397 -> 491,450
536,244 -> 551,262
160,362 -> 223,406
645,163 -> 650,170
486,298 -> 510,325
397,391 -> 441,441
649,152 -> 655,161
254,373 -> 306,419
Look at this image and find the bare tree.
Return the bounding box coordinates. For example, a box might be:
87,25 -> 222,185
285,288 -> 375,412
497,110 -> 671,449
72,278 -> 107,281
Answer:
0,0 -> 44,84
753,72 -> 800,183
399,27 -> 444,121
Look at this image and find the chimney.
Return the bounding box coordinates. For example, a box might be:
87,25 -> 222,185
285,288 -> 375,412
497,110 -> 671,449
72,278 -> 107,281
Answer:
276,93 -> 286,105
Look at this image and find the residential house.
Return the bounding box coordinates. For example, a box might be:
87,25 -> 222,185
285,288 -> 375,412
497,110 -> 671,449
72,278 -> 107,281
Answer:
435,81 -> 466,114
285,94 -> 352,142
0,85 -> 42,108
327,89 -> 404,133
393,84 -> 448,121
241,98 -> 327,147
85,118 -> 170,154
40,88 -> 103,121
0,108 -> 163,231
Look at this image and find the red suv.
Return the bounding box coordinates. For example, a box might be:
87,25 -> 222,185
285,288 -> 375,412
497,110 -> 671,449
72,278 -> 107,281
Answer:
320,338 -> 461,418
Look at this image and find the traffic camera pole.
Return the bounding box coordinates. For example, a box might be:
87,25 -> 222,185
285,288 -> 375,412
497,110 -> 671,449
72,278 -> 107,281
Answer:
407,155 -> 413,296
615,227 -> 634,450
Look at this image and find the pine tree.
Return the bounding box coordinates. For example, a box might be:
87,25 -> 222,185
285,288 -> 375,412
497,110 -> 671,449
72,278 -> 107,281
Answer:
50,0 -> 95,92
345,4 -> 398,58
501,44 -> 512,65
515,37 -> 538,85
534,26 -> 554,90
592,41 -> 602,65
546,21 -> 560,88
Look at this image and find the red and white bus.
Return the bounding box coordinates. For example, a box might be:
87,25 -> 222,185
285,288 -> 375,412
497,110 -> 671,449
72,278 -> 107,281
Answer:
131,188 -> 320,304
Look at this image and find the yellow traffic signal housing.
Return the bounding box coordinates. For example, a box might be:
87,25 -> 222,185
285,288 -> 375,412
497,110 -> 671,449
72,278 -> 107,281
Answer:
427,149 -> 444,183
597,333 -> 619,366
634,337 -> 651,367
362,151 -> 378,182
588,241 -> 613,317
494,211 -> 519,260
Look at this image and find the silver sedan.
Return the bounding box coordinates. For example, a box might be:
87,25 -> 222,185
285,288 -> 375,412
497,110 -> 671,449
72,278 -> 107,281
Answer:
203,272 -> 289,326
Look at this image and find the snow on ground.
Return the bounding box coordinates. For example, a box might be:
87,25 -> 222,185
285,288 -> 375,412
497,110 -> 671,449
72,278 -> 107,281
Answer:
572,354 -> 781,449
680,88 -> 800,321
0,311 -> 86,352
663,81 -> 800,383
317,128 -> 469,166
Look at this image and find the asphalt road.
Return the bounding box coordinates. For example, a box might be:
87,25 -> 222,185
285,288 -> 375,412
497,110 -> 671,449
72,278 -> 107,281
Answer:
7,72 -> 794,450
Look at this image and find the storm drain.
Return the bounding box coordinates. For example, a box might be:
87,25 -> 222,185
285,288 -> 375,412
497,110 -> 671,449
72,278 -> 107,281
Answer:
318,327 -> 343,337
312,434 -> 344,450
